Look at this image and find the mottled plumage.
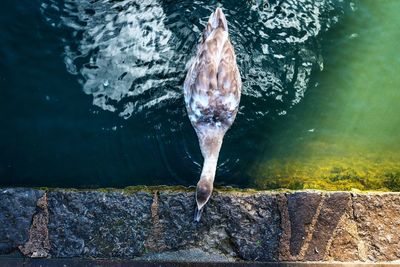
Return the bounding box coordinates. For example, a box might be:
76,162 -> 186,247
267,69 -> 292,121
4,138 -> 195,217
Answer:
183,7 -> 241,221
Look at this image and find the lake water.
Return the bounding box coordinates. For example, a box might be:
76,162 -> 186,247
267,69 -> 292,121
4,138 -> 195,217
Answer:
0,0 -> 399,190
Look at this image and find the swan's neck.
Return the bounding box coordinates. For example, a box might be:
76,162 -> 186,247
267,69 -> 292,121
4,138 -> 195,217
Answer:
200,156 -> 218,183
198,129 -> 224,182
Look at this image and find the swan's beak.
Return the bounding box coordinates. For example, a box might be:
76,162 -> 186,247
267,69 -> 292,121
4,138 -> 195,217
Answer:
194,206 -> 204,222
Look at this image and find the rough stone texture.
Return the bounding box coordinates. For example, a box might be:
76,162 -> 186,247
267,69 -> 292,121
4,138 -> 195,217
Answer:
47,190 -> 153,257
19,193 -> 50,257
137,248 -> 233,262
45,190 -> 281,260
156,191 -> 281,261
352,193 -> 400,261
304,192 -> 350,260
0,188 -> 44,254
1,188 -> 400,263
286,191 -> 322,258
326,205 -> 361,261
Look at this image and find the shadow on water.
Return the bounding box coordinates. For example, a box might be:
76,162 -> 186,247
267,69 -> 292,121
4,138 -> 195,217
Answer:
3,0 -> 394,190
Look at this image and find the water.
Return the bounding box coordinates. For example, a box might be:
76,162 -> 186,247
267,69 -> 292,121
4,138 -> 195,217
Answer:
251,0 -> 400,190
0,0 -> 398,190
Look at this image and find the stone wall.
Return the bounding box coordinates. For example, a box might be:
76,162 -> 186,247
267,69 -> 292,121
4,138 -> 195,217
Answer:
1,188 -> 399,262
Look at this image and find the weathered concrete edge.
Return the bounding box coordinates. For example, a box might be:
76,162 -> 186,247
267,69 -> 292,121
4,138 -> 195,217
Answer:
25,185 -> 400,194
1,187 -> 399,262
1,258 -> 400,267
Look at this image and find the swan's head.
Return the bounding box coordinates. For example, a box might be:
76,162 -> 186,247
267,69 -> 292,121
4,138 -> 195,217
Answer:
194,179 -> 213,222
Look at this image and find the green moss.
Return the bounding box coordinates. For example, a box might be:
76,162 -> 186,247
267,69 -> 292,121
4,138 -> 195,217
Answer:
31,185 -> 195,194
30,185 -> 287,194
252,151 -> 400,192
213,186 -> 259,193
384,172 -> 400,191
30,161 -> 400,194
122,185 -> 193,194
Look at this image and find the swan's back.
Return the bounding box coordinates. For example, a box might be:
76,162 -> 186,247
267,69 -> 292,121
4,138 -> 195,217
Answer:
184,8 -> 241,132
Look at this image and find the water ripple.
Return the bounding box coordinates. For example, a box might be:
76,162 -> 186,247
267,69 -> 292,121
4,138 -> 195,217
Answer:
42,0 -> 179,118
41,0 -> 349,122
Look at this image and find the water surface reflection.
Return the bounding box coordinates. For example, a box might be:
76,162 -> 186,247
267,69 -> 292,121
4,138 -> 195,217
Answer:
1,0 -> 355,188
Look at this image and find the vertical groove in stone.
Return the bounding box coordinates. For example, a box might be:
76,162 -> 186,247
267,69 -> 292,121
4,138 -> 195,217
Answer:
19,193 -> 50,258
297,193 -> 326,261
144,191 -> 166,252
277,193 -> 292,261
287,192 -> 323,258
350,193 -> 367,261
0,188 -> 44,254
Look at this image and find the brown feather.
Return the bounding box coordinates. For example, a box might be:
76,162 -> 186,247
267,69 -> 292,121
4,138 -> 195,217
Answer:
184,9 -> 241,134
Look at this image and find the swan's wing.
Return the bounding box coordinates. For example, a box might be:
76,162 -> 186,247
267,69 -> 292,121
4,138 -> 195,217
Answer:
183,8 -> 241,129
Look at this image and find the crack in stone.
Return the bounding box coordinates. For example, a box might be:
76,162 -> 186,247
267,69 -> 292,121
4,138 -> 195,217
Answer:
144,191 -> 166,253
277,193 -> 292,261
18,193 -> 50,258
351,193 -> 367,261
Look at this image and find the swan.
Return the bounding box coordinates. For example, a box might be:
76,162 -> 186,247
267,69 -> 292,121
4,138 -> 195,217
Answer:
183,7 -> 242,222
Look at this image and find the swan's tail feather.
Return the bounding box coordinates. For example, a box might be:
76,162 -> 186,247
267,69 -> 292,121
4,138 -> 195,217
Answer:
203,7 -> 228,41
209,7 -> 228,31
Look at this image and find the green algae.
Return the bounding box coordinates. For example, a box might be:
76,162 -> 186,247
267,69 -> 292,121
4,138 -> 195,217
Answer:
31,185 -> 275,194
252,149 -> 400,191
32,185 -> 194,194
23,184 -> 397,194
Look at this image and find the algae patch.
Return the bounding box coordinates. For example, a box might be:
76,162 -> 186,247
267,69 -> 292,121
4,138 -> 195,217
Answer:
252,150 -> 400,191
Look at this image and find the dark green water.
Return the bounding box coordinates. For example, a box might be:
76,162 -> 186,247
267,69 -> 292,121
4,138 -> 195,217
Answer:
0,0 -> 398,190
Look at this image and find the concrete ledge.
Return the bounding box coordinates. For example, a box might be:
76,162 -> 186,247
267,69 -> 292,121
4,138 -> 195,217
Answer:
0,258 -> 400,267
1,188 -> 399,263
